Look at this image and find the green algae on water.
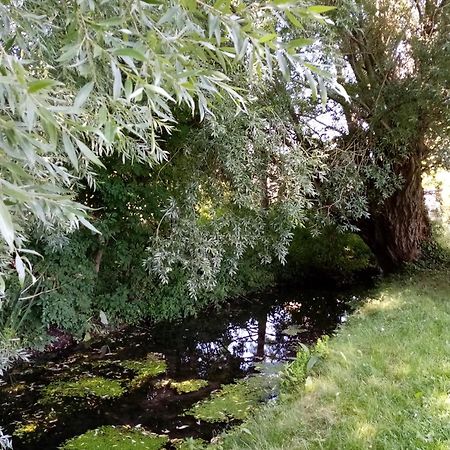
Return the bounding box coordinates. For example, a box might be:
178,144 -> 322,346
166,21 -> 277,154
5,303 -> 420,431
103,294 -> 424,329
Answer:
41,376 -> 125,401
13,409 -> 59,445
156,378 -> 209,394
186,375 -> 277,423
61,425 -> 168,450
120,353 -> 167,388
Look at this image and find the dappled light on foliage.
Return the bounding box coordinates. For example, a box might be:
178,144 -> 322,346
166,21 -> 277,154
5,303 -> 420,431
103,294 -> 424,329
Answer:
1,0 -> 450,449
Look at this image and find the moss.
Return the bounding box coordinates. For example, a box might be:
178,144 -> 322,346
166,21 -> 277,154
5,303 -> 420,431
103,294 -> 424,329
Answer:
120,353 -> 167,388
61,425 -> 168,450
4,383 -> 27,394
14,422 -> 38,436
156,378 -> 209,394
41,376 -> 125,401
186,375 -> 277,423
13,410 -> 59,444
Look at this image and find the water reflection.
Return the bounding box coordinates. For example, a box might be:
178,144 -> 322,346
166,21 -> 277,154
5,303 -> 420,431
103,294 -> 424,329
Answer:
146,287 -> 357,379
0,285 -> 364,450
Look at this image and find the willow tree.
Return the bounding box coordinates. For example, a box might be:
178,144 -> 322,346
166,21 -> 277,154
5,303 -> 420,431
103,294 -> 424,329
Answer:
0,0 -> 335,291
309,0 -> 450,271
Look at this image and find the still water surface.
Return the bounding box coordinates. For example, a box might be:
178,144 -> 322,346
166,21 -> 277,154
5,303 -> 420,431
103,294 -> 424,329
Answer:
0,285 -> 366,449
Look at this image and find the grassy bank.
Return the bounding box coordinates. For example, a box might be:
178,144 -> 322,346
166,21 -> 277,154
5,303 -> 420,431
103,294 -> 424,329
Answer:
214,267 -> 450,449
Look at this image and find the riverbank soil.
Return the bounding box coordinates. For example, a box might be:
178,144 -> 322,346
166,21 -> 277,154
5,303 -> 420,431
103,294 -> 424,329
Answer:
215,267 -> 450,450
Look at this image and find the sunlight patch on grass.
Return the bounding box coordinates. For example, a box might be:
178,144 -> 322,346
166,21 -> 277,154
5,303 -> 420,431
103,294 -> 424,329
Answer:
355,421 -> 377,440
360,292 -> 403,316
212,268 -> 450,450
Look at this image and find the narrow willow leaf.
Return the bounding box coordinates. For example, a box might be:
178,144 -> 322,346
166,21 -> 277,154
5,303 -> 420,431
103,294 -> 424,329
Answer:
307,5 -> 336,14
305,70 -> 317,101
19,248 -> 43,258
157,6 -> 178,25
237,37 -> 249,61
332,82 -> 350,102
276,51 -> 290,80
147,84 -> 175,102
75,139 -> 105,168
113,48 -> 146,61
287,38 -> 314,49
62,133 -> 79,170
259,33 -> 277,44
15,253 -> 25,286
0,276 -> 5,296
28,79 -> 57,93
286,10 -> 302,28
1,182 -> 30,203
111,62 -> 122,99
79,216 -> 100,234
0,198 -> 14,250
74,81 -> 94,109
124,78 -> 133,99
208,14 -> 219,40
318,76 -> 327,106
304,62 -> 332,79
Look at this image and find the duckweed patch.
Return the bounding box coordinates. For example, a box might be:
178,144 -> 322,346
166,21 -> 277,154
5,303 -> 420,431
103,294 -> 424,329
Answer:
14,422 -> 38,436
157,378 -> 209,394
61,425 -> 168,449
41,376 -> 125,401
4,383 -> 27,394
120,353 -> 167,388
186,375 -> 278,423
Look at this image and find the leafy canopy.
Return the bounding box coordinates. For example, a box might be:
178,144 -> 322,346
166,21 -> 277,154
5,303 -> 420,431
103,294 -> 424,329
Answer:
0,0 -> 336,290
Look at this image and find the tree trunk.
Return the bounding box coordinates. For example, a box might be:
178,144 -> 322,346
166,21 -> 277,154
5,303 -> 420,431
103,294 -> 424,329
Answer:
358,153 -> 431,273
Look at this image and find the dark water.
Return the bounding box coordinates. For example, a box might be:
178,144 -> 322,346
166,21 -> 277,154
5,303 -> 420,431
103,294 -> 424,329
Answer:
0,285 -> 366,449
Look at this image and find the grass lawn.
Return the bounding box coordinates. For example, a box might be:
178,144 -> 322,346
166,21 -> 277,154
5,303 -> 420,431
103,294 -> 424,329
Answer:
214,267 -> 450,449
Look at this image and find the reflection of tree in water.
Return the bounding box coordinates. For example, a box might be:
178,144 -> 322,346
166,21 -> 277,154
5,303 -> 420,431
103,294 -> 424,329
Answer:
130,287 -> 354,380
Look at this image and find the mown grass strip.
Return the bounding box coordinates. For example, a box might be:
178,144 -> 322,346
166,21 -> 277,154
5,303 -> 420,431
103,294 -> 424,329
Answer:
213,268 -> 450,450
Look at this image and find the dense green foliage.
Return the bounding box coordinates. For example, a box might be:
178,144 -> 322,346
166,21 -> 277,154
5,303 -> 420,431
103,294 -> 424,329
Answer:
281,226 -> 374,283
0,1 -> 346,363
3,0 -> 450,399
0,0 -> 335,285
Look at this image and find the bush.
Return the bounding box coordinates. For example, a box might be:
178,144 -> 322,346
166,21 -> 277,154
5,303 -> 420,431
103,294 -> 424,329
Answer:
280,226 -> 375,284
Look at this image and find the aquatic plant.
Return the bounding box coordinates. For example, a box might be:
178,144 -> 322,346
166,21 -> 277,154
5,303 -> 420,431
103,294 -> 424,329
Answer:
41,376 -> 125,401
61,426 -> 168,450
120,353 -> 167,389
281,337 -> 331,393
3,382 -> 27,394
14,423 -> 38,435
156,378 -> 208,394
186,375 -> 278,423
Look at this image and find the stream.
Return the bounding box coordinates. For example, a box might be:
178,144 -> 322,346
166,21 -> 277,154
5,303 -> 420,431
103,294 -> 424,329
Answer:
0,284 -> 369,449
